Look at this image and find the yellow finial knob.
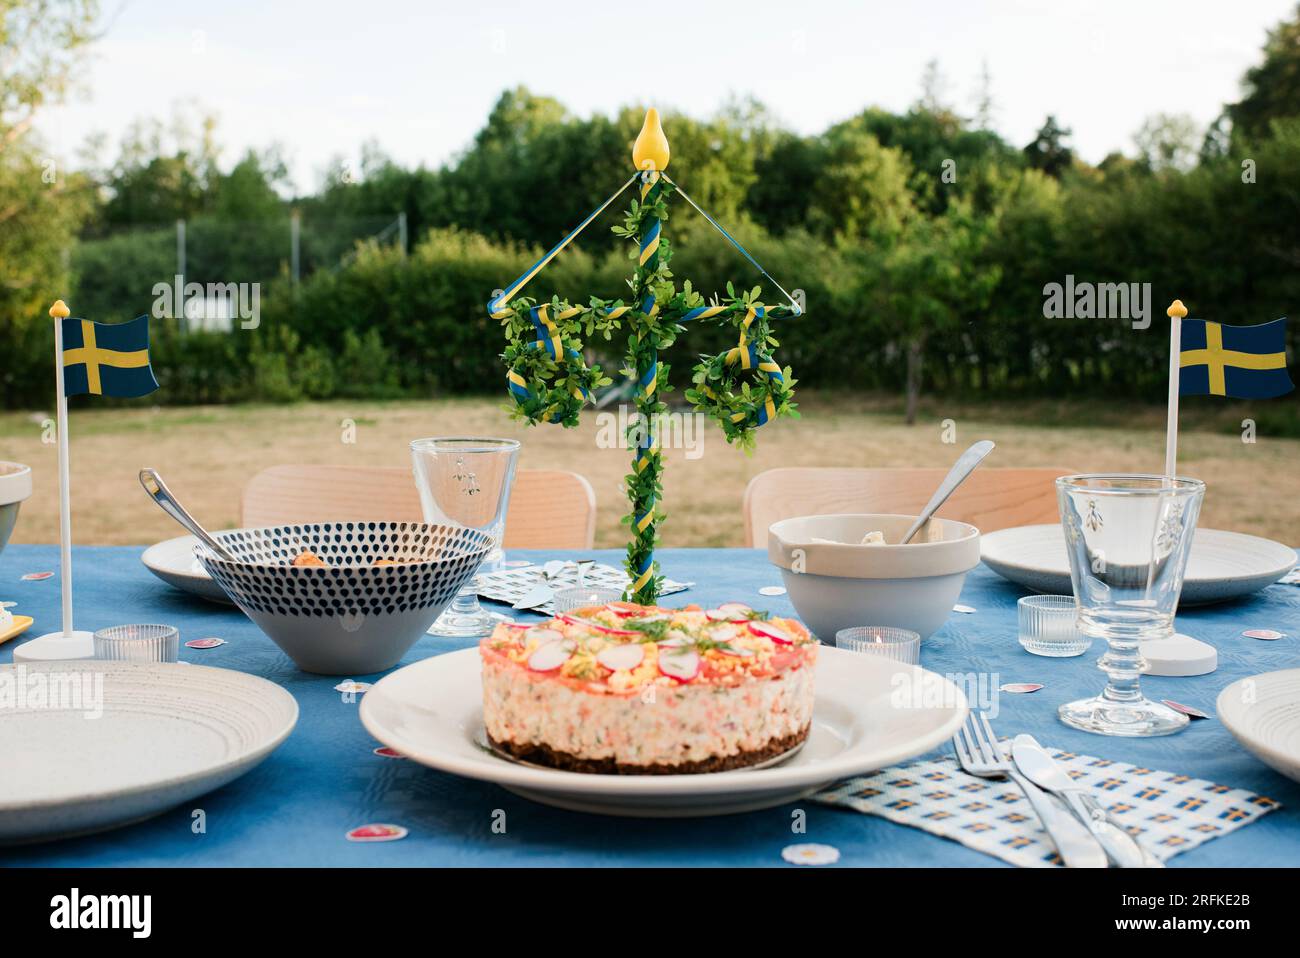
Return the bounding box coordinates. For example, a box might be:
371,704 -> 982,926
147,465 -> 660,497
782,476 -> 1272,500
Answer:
632,108 -> 670,172
1167,299 -> 1187,319
49,300 -> 70,319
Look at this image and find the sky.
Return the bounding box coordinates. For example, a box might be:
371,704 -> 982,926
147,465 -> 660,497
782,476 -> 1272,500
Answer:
36,0 -> 1298,192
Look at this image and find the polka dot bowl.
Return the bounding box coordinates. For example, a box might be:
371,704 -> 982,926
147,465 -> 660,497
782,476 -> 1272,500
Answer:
196,522 -> 494,675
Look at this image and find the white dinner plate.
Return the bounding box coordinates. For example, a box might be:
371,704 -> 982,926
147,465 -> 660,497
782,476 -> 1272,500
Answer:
142,533 -> 239,604
1218,670 -> 1300,786
0,661 -> 298,844
359,646 -> 968,817
981,524 -> 1295,606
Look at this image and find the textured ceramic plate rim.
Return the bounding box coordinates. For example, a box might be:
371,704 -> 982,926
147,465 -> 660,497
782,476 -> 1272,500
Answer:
0,660 -> 299,814
1216,668 -> 1300,783
141,532 -> 240,603
359,645 -> 968,798
981,525 -> 1295,588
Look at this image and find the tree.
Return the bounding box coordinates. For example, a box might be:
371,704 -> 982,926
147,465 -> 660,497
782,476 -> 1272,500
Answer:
1023,115 -> 1074,178
806,123 -> 915,242
1226,3 -> 1300,143
1134,113 -> 1201,172
0,0 -> 98,404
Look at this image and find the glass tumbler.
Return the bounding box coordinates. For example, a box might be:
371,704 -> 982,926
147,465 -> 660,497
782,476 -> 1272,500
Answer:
1056,474 -> 1205,737
834,626 -> 921,665
93,624 -> 180,663
1018,595 -> 1091,657
411,437 -> 520,638
553,587 -> 624,613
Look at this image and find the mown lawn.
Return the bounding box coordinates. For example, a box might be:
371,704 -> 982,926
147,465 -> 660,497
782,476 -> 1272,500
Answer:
1,392 -> 1297,547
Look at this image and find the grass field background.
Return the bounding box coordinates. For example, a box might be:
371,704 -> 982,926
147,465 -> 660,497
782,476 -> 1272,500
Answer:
2,393 -> 1297,548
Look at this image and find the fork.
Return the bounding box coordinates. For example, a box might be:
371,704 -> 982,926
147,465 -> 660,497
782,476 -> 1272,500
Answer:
952,711 -> 1107,868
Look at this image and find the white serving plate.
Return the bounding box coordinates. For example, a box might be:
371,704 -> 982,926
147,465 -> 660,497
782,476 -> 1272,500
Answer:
0,661 -> 298,843
141,533 -> 237,604
981,524 -> 1295,606
359,646 -> 968,817
1218,669 -> 1300,785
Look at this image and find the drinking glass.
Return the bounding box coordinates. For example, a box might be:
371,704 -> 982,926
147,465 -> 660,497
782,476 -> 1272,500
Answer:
1018,595 -> 1091,657
1056,474 -> 1205,737
834,627 -> 921,665
411,437 -> 520,637
93,624 -> 180,663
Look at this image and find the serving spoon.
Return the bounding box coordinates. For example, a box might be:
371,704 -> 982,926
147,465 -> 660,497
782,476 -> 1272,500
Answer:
138,468 -> 239,561
899,439 -> 996,544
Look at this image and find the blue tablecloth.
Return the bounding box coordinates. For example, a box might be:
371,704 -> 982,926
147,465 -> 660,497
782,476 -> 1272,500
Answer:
2,545 -> 1298,867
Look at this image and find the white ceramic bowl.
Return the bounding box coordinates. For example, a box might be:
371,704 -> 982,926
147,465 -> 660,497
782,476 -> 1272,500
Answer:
768,514 -> 981,641
0,461 -> 32,556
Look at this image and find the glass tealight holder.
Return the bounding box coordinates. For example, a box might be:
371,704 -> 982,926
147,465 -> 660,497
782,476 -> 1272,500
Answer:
835,627 -> 921,665
553,587 -> 625,614
93,624 -> 180,663
1018,595 -> 1091,657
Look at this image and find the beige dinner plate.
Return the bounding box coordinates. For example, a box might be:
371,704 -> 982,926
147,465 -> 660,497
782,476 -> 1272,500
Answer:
359,646 -> 969,817
0,661 -> 298,844
1218,669 -> 1300,785
141,532 -> 240,604
981,524 -> 1295,605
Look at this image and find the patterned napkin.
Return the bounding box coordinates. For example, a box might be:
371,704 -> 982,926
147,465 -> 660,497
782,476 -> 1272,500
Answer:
476,563 -> 690,615
813,744 -> 1280,867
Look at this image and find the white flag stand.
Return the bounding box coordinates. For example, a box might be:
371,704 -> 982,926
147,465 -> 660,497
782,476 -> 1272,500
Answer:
13,300 -> 94,662
1142,297 -> 1216,678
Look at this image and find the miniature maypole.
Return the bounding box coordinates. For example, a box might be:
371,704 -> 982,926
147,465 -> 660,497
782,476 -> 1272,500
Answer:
491,109 -> 803,603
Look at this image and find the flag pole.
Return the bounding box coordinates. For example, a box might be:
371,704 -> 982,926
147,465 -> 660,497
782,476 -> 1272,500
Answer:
1164,299 -> 1187,480
12,300 -> 95,661
51,300 -> 74,636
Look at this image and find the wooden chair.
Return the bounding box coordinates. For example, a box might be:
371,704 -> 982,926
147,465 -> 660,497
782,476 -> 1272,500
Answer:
241,464 -> 596,549
742,467 -> 1071,547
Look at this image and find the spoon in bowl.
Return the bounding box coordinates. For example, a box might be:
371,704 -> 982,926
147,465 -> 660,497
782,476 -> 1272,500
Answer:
899,440 -> 996,544
138,468 -> 238,561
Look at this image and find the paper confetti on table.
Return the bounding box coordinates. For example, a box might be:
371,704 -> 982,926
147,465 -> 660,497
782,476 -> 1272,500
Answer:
1242,628 -> 1285,641
815,746 -> 1280,868
373,746 -> 405,759
185,637 -> 226,649
999,683 -> 1043,693
476,563 -> 689,615
21,572 -> 53,581
759,585 -> 787,596
953,604 -> 977,614
1162,699 -> 1211,719
334,680 -> 372,695
346,824 -> 407,843
781,843 -> 840,866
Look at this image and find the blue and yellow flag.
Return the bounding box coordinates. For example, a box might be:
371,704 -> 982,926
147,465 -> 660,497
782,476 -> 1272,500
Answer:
61,315 -> 159,399
1179,317 -> 1293,399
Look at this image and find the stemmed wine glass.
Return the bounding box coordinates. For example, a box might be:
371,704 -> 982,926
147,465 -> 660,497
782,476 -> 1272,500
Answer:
1056,474 -> 1205,737
411,437 -> 519,638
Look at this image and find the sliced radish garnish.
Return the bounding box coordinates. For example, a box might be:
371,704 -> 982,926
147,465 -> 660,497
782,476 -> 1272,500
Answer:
717,602 -> 752,617
525,627 -> 564,644
527,641 -> 573,672
705,608 -> 737,621
596,643 -> 645,671
748,621 -> 793,645
604,601 -> 643,617
631,611 -> 670,624
657,635 -> 688,648
558,614 -> 636,637
720,643 -> 756,657
658,648 -> 701,681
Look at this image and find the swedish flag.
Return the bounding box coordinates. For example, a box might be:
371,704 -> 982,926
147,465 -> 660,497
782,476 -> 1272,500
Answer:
1179,317 -> 1293,399
61,315 -> 159,399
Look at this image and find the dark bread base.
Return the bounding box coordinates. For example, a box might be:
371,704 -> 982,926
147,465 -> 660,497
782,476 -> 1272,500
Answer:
488,725 -> 811,775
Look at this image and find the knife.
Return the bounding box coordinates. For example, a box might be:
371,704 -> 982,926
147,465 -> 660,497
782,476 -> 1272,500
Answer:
511,560 -> 568,611
1012,734 -> 1164,868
